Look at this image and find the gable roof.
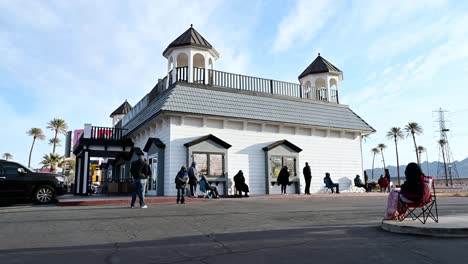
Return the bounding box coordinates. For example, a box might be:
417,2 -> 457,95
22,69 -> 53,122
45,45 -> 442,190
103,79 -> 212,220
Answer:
262,140 -> 302,152
143,138 -> 166,152
298,54 -> 342,79
110,100 -> 132,117
163,25 -> 218,57
129,147 -> 144,158
183,134 -> 232,149
123,83 -> 375,136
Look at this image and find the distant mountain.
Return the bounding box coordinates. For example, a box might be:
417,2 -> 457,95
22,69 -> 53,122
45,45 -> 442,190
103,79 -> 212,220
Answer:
365,157 -> 468,181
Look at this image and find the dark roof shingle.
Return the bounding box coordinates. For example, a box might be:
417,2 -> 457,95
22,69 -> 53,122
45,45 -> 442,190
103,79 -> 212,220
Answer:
110,100 -> 132,117
163,25 -> 216,57
298,54 -> 342,79
123,84 -> 374,135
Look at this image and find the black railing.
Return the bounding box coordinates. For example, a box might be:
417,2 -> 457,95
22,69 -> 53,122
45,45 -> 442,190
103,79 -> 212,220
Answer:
167,67 -> 339,104
148,76 -> 168,102
176,66 -> 188,82
90,126 -> 127,140
193,67 -> 205,84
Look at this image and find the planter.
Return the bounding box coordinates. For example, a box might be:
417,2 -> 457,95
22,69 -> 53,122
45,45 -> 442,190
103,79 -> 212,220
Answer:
107,182 -> 119,194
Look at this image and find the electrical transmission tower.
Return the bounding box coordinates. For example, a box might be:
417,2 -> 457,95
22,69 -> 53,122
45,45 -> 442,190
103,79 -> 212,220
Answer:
434,108 -> 459,186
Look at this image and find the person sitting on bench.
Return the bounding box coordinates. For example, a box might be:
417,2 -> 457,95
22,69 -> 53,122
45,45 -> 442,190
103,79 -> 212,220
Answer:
324,172 -> 340,194
354,174 -> 368,192
200,174 -> 220,198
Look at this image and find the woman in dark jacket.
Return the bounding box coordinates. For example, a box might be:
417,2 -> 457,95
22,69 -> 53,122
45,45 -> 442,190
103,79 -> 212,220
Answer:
277,166 -> 290,195
234,170 -> 249,197
400,162 -> 424,202
175,166 -> 189,204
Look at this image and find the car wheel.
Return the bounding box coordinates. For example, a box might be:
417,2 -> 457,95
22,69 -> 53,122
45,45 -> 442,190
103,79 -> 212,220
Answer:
34,185 -> 56,204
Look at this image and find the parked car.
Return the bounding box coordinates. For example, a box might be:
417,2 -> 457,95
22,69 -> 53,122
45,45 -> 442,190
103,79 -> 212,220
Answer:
0,159 -> 67,204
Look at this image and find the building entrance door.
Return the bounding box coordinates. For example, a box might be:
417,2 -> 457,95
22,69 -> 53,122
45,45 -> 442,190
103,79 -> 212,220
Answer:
147,155 -> 158,196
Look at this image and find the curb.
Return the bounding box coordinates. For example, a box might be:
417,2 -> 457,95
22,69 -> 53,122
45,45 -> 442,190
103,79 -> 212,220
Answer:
381,220 -> 468,238
57,197 -> 213,206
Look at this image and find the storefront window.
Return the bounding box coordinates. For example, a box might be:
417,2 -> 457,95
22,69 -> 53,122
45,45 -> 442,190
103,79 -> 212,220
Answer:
193,152 -> 224,178
271,156 -> 296,181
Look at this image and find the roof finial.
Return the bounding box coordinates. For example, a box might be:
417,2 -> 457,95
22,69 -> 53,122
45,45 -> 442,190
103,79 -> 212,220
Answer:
190,24 -> 193,28
318,52 -> 321,56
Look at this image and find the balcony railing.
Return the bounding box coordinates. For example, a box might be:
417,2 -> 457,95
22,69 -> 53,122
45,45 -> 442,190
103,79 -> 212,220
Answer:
169,67 -> 339,104
90,126 -> 127,140
120,66 -> 340,131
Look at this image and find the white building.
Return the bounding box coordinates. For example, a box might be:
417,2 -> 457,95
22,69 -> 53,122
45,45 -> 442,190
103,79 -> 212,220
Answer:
73,25 -> 374,196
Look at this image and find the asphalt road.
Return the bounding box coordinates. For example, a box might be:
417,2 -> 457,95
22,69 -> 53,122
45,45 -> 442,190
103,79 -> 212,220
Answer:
1,196 -> 468,264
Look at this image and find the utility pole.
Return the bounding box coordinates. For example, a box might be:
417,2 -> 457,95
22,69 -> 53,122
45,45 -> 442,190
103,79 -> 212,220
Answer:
434,108 -> 459,186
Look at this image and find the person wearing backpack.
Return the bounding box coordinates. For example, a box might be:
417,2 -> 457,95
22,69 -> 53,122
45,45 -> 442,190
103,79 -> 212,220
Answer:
130,154 -> 151,208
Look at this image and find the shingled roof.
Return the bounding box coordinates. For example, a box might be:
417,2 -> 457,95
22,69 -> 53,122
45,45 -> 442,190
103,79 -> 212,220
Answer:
123,83 -> 375,135
298,54 -> 342,79
163,25 -> 218,58
110,100 -> 132,117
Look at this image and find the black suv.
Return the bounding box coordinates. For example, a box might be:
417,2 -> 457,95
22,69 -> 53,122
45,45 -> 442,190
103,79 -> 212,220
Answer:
0,159 -> 67,204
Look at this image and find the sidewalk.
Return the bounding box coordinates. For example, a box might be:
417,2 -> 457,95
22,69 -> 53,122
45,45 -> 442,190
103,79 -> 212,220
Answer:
57,192 -> 388,206
381,215 -> 468,237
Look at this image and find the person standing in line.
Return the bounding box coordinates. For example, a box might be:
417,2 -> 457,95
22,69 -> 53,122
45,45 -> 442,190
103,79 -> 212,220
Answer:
277,166 -> 290,195
303,162 -> 312,195
175,166 -> 189,204
130,154 -> 151,208
364,171 -> 369,191
384,169 -> 391,192
188,161 -> 198,197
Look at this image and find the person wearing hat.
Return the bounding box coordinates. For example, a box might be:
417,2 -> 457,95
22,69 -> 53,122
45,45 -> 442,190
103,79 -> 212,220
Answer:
175,165 -> 189,204
130,154 -> 151,208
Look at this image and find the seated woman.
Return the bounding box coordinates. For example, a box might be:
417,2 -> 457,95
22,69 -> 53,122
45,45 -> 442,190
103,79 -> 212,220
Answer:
378,175 -> 388,192
400,162 -> 423,203
233,170 -> 249,197
199,174 -> 220,198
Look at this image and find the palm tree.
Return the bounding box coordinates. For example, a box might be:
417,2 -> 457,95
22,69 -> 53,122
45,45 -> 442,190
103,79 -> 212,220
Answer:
41,153 -> 63,172
405,122 -> 423,165
417,145 -> 429,175
417,145 -> 426,164
378,143 -> 387,169
386,127 -> 404,186
48,138 -> 61,147
27,128 -> 46,168
371,147 -> 380,180
2,153 -> 13,160
46,118 -> 68,154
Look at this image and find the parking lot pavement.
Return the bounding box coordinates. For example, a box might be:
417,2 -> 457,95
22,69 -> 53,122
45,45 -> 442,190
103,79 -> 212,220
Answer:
0,196 -> 468,264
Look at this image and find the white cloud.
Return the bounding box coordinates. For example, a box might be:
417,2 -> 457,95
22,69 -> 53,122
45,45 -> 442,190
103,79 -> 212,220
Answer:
0,0 -> 61,31
359,0 -> 447,32
271,0 -> 338,53
0,0 -> 261,167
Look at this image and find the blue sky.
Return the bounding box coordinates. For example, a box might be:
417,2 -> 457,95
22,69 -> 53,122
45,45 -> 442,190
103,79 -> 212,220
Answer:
1,0 -> 468,173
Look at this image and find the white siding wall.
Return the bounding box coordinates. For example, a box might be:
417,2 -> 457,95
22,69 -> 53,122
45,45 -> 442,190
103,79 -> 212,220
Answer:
131,118 -> 172,195
166,116 -> 363,196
